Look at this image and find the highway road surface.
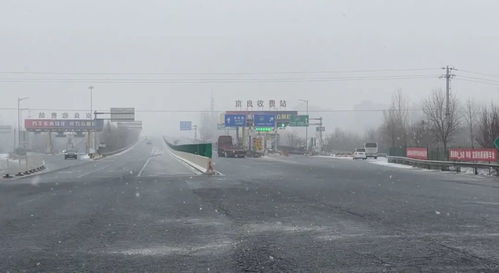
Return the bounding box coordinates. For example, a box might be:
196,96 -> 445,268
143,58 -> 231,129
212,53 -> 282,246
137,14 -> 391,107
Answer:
1,138 -> 499,272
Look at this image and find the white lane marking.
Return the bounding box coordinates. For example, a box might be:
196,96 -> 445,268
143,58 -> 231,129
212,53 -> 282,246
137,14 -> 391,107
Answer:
137,157 -> 153,177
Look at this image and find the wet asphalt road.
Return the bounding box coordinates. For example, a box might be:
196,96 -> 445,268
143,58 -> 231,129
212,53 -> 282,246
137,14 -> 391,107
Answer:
1,139 -> 499,272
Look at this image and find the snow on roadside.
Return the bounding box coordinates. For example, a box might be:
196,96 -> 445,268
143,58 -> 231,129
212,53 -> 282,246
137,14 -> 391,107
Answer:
368,157 -> 413,169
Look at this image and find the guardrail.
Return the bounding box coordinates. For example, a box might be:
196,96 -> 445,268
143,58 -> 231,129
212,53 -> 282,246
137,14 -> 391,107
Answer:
388,156 -> 499,176
1,154 -> 46,179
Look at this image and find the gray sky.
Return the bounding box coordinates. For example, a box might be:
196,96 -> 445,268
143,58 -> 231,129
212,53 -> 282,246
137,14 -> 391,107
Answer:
1,0 -> 499,135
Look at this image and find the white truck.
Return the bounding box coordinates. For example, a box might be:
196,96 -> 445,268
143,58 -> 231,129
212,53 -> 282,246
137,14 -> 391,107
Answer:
364,142 -> 378,159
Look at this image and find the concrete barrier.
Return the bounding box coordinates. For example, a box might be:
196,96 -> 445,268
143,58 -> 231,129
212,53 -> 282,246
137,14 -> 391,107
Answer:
163,137 -> 215,175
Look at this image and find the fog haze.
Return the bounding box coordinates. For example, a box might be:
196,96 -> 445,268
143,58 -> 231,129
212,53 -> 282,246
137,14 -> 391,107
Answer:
2,0 -> 499,135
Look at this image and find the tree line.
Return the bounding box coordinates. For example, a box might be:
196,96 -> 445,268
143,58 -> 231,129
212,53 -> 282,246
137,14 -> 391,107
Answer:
378,90 -> 498,157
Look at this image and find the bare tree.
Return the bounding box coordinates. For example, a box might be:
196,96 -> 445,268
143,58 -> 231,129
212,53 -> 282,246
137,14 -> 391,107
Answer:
476,104 -> 499,148
408,120 -> 433,147
463,98 -> 479,148
379,90 -> 409,150
422,89 -> 460,152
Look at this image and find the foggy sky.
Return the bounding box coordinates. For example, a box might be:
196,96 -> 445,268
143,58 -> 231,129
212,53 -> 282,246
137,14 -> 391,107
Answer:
1,0 -> 499,136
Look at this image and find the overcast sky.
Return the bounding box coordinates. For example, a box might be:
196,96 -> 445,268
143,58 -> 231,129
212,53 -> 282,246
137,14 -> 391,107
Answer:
1,0 -> 499,135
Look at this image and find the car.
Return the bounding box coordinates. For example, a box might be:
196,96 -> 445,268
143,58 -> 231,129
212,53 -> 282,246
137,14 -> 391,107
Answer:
146,140 -> 152,145
353,148 -> 367,160
64,150 -> 78,160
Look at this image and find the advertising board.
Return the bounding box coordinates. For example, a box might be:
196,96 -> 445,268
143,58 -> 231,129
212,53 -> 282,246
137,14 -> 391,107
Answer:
406,147 -> 428,160
25,119 -> 104,132
449,148 -> 497,162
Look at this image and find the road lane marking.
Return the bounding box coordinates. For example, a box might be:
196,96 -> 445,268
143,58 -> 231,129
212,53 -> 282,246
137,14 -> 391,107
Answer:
137,157 -> 153,177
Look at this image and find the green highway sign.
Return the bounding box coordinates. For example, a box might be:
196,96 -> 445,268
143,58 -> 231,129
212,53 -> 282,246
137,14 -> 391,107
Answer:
495,137 -> 499,149
289,115 -> 309,127
255,127 -> 273,132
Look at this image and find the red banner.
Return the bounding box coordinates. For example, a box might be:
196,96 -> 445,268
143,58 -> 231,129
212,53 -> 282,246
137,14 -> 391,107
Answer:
406,147 -> 428,160
449,148 -> 497,162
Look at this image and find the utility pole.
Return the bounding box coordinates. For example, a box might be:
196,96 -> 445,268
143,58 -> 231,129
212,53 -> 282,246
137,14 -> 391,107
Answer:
441,66 -> 456,118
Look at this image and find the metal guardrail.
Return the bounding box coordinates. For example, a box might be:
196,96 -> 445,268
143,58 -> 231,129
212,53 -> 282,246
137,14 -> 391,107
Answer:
388,156 -> 499,176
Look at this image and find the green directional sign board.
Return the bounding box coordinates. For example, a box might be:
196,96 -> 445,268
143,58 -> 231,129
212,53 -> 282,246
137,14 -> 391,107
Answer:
495,137 -> 499,149
288,115 -> 309,127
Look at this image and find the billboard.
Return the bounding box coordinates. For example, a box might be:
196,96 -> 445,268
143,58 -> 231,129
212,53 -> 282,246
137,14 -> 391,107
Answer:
254,114 -> 275,127
25,119 -> 104,132
224,114 -> 246,127
180,121 -> 192,131
406,147 -> 428,160
449,148 -> 497,162
110,108 -> 135,122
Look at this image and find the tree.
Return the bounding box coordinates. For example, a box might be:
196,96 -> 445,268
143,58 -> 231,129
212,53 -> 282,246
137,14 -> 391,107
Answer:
379,90 -> 409,152
422,89 -> 460,152
476,104 -> 499,148
463,98 -> 479,148
408,120 -> 433,147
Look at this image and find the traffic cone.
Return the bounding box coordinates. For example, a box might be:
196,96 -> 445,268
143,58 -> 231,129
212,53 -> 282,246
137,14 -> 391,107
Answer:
206,160 -> 215,175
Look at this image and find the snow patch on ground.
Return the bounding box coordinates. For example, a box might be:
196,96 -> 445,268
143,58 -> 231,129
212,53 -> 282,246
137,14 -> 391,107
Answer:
241,222 -> 326,234
109,241 -> 234,256
368,157 -> 413,169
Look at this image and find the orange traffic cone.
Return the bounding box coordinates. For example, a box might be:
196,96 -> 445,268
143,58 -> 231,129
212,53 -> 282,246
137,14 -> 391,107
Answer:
206,160 -> 215,175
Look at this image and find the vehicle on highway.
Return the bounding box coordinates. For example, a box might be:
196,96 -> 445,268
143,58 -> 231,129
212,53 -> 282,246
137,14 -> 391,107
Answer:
217,135 -> 246,158
364,142 -> 379,159
353,148 -> 367,160
146,140 -> 152,145
64,150 -> 78,160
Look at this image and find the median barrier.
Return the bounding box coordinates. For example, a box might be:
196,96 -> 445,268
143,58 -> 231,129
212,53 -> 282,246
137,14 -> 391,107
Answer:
163,137 -> 215,175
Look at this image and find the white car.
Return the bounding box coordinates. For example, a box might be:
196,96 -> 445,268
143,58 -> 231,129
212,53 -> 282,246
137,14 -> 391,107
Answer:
353,148 -> 367,160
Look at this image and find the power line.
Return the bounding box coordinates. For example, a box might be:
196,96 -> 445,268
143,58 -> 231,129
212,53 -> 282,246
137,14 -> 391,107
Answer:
0,67 -> 439,76
0,74 -> 439,85
0,107 -> 423,113
458,69 -> 499,80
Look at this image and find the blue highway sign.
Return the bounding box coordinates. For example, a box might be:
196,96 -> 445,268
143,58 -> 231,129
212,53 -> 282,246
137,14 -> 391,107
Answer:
254,114 -> 276,127
225,114 -> 246,127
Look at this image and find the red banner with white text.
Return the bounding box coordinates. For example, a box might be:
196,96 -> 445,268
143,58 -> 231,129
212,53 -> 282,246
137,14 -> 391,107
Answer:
406,147 -> 428,160
449,148 -> 497,162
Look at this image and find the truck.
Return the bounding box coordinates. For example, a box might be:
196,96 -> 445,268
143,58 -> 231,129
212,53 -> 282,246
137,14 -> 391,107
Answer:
364,142 -> 378,159
217,135 -> 246,158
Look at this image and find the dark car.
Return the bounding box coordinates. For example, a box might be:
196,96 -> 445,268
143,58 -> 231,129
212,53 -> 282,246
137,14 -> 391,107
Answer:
64,150 -> 78,160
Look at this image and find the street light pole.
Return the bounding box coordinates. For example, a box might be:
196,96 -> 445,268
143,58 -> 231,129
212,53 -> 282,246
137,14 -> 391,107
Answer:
299,99 -> 309,152
88,86 -> 94,154
17,97 -> 29,149
89,86 -> 94,118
